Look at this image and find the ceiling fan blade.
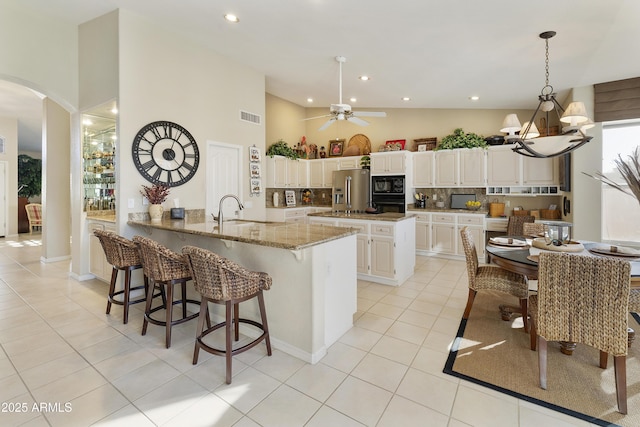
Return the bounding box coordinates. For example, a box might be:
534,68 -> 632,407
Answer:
302,114 -> 332,121
318,119 -> 335,131
352,111 -> 387,118
347,116 -> 370,127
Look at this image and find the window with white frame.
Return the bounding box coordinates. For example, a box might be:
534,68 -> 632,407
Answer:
601,120 -> 640,245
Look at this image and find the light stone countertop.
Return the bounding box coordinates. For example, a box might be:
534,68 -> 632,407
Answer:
86,211 -> 116,223
127,218 -> 357,251
406,206 -> 489,215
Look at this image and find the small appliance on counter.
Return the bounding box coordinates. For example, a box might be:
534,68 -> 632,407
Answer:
450,194 -> 476,209
285,190 -> 296,207
332,169 -> 370,213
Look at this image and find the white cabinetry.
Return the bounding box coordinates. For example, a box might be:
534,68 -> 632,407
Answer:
309,216 -> 416,286
323,158 -> 340,187
431,213 -> 456,254
486,145 -> 559,195
459,148 -> 486,186
434,151 -> 458,187
415,212 -> 485,261
414,212 -> 430,251
522,155 -> 558,185
265,155 -> 307,188
457,214 -> 485,259
371,152 -> 407,175
412,152 -> 434,187
486,145 -> 520,186
88,221 -> 116,282
339,157 -> 359,169
430,148 -> 486,188
309,160 -> 324,187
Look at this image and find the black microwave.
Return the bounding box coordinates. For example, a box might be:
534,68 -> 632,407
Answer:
372,175 -> 405,195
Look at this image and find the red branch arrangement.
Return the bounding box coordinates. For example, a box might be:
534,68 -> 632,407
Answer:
140,184 -> 171,204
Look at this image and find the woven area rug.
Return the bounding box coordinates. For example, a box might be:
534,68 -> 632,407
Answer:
444,290 -> 640,426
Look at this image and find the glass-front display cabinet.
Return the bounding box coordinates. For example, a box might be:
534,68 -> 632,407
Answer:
82,103 -> 117,212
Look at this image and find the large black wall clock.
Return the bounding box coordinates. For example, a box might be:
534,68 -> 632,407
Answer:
132,120 -> 200,187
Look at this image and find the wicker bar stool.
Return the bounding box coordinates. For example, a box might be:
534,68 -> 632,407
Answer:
183,245 -> 272,384
94,230 -> 150,324
133,235 -> 200,348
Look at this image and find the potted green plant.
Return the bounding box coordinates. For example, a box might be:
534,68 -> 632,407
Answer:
140,184 -> 171,221
360,155 -> 371,169
436,128 -> 487,150
17,154 -> 42,199
266,139 -> 300,160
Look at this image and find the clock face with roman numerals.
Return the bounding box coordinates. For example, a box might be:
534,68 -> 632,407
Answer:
132,121 -> 199,187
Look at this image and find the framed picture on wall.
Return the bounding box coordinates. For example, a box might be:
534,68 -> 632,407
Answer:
250,163 -> 261,178
329,139 -> 344,157
249,146 -> 261,162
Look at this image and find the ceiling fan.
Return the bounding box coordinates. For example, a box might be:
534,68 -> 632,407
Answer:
305,56 -> 386,131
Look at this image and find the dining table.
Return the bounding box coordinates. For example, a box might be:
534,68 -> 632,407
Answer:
486,237 -> 640,355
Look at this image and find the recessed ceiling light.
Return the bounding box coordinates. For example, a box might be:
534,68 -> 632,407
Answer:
350,97 -> 357,103
83,119 -> 93,126
402,97 -> 411,101
224,14 -> 239,23
469,96 -> 480,101
359,76 -> 370,81
111,107 -> 118,114
307,98 -> 313,103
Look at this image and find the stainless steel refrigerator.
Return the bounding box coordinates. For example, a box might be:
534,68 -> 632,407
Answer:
332,169 -> 370,212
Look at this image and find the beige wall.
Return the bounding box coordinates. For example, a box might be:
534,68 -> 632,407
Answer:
302,107 -> 535,152
0,2 -> 78,110
42,98 -> 71,260
117,10 -> 266,235
266,93 -> 306,149
0,117 -> 19,235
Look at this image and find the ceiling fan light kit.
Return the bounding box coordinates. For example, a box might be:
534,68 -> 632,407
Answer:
503,31 -> 593,158
305,56 -> 387,131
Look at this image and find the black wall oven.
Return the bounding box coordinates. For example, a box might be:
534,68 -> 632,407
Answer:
371,175 -> 406,213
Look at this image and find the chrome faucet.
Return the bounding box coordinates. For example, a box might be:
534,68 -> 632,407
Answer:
215,194 -> 244,228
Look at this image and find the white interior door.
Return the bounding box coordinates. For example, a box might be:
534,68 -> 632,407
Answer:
0,161 -> 6,237
206,141 -> 242,220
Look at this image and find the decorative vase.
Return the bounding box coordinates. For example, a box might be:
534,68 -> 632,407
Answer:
148,204 -> 163,222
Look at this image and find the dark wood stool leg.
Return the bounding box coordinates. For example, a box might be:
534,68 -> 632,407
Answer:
193,298 -> 209,364
165,282 -> 173,348
123,269 -> 132,324
106,267 -> 118,314
258,291 -> 272,355
142,280 -> 156,336
182,280 -> 188,319
234,302 -> 240,341
225,300 -> 233,384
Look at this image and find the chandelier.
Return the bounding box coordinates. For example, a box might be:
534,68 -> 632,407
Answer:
502,31 -> 593,158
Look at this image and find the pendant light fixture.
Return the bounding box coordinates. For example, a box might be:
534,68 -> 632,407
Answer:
504,31 -> 593,158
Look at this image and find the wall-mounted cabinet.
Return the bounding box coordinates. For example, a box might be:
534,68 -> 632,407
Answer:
486,145 -> 559,195
370,151 -> 407,175
82,110 -> 117,212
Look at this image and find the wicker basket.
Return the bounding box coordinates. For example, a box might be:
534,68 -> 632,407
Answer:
489,202 -> 505,217
513,209 -> 531,216
540,209 -> 561,219
413,137 -> 437,152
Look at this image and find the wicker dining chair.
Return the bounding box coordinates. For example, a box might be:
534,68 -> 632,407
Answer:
94,230 -> 152,324
460,226 -> 529,330
506,215 -> 535,236
529,251 -> 631,414
183,245 -> 272,384
25,203 -> 42,233
133,235 -> 200,348
522,222 -> 545,237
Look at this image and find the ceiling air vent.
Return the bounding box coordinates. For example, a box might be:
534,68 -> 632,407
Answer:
240,110 -> 261,125
0,137 -> 5,154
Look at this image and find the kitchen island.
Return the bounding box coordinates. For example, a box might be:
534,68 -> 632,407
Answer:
128,215 -> 357,363
308,212 -> 416,286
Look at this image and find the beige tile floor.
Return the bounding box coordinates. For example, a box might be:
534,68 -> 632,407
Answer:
0,234 -> 591,427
